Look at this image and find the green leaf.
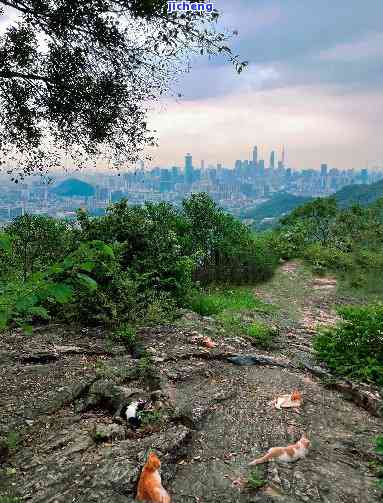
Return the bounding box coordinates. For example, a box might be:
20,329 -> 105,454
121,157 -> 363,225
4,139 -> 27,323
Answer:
78,261 -> 95,272
45,283 -> 74,304
27,306 -> 51,320
0,233 -> 12,252
76,273 -> 98,291
0,309 -> 9,329
92,241 -> 115,258
49,263 -> 64,274
21,324 -> 33,335
15,294 -> 39,312
62,257 -> 75,270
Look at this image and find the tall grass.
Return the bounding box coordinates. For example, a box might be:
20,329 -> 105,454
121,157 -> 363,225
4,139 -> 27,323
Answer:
189,288 -> 273,316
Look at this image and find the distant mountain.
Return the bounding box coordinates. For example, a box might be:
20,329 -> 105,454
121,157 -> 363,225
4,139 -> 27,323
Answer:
240,192 -> 313,227
240,180 -> 383,230
52,178 -> 95,197
334,179 -> 383,207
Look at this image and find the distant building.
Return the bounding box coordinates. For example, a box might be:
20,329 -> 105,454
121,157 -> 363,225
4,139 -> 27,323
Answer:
281,146 -> 286,168
320,163 -> 328,176
185,153 -> 193,184
270,151 -> 276,170
234,160 -> 242,176
252,146 -> 258,165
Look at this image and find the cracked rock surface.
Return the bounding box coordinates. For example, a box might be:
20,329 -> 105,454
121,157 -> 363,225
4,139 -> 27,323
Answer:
0,263 -> 382,502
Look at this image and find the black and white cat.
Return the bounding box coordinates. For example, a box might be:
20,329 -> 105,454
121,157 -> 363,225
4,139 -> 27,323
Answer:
121,400 -> 146,429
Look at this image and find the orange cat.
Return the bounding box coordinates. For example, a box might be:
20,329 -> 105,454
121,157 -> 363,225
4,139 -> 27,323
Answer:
202,336 -> 216,349
136,452 -> 171,503
249,435 -> 310,465
273,390 -> 302,409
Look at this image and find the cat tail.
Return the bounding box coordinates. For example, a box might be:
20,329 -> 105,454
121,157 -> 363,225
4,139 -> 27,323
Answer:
248,452 -> 272,465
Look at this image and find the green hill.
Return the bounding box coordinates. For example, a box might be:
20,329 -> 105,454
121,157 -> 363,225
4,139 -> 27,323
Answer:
240,192 -> 313,227
334,179 -> 383,207
52,178 -> 95,197
240,179 -> 383,229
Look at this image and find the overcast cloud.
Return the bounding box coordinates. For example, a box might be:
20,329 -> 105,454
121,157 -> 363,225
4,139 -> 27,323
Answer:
149,0 -> 383,170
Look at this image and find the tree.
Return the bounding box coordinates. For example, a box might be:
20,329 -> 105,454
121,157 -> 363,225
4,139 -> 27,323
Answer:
5,214 -> 75,279
280,197 -> 338,247
0,1 -> 247,180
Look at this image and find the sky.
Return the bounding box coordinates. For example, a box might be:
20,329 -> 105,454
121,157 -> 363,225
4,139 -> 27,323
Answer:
148,0 -> 383,171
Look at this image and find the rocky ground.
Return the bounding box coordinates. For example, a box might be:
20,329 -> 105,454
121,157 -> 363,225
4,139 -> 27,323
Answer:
0,261 -> 382,502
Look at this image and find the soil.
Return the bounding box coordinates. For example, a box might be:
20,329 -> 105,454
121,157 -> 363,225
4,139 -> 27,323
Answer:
0,261 -> 382,502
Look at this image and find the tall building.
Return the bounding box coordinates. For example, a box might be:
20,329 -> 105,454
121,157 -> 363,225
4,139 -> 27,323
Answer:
320,163 -> 328,176
270,151 -> 276,170
252,146 -> 258,165
201,160 -> 205,170
258,159 -> 265,174
281,146 -> 286,168
234,160 -> 242,171
185,153 -> 193,184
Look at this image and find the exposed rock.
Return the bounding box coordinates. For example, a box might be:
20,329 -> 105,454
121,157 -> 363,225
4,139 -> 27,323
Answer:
92,423 -> 126,442
227,354 -> 294,368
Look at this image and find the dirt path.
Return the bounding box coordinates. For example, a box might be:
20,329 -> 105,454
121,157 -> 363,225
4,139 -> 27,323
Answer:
0,262 -> 382,502
254,260 -> 340,356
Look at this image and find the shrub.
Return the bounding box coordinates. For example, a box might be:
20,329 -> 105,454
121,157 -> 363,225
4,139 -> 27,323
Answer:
247,321 -> 276,349
313,304 -> 383,386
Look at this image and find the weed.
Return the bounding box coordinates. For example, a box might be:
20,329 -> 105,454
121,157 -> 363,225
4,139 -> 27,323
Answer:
190,288 -> 274,317
89,425 -> 109,444
138,410 -> 164,426
0,496 -> 21,503
113,323 -> 136,348
247,468 -> 266,491
6,432 -> 20,451
247,321 -> 277,349
217,312 -> 245,336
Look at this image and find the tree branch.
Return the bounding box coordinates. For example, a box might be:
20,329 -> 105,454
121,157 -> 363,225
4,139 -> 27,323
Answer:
0,70 -> 51,82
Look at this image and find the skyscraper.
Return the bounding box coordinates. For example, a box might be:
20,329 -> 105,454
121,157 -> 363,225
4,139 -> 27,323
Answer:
270,151 -> 276,170
281,146 -> 286,168
252,146 -> 258,165
185,153 -> 193,184
320,163 -> 328,176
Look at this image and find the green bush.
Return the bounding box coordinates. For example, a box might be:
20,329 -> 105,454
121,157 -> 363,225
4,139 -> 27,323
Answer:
247,321 -> 276,349
313,304 -> 383,386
